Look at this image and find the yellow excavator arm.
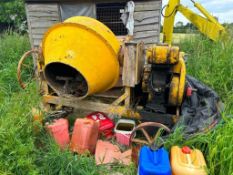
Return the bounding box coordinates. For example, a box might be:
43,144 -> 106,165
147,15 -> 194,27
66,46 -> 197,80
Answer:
163,0 -> 225,45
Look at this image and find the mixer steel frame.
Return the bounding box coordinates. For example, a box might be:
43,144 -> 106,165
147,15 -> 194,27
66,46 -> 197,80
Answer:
41,41 -> 144,119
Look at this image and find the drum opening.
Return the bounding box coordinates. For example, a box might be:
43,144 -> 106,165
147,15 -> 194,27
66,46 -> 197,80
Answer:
44,62 -> 88,97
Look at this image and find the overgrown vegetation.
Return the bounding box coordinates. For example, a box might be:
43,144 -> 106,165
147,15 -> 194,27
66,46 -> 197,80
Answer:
0,32 -> 233,175
0,33 -> 38,174
176,35 -> 233,175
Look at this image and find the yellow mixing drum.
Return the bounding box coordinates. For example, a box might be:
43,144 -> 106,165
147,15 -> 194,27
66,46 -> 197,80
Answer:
42,16 -> 120,98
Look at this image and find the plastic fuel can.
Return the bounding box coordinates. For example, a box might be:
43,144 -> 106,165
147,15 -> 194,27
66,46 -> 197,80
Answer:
170,146 -> 207,175
46,118 -> 70,149
138,146 -> 171,175
70,118 -> 99,154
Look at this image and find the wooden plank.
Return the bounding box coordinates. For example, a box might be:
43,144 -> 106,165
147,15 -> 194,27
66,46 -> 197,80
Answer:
27,11 -> 59,17
42,95 -> 140,118
44,95 -> 112,111
25,4 -> 37,67
33,39 -> 42,47
133,36 -> 159,44
32,34 -> 44,40
25,5 -> 34,49
135,43 -> 145,84
26,3 -> 61,48
134,1 -> 162,12
134,31 -> 158,39
29,16 -> 60,21
27,9 -> 59,13
30,20 -> 59,28
122,44 -> 136,87
134,23 -> 160,32
27,4 -> 59,10
134,10 -> 160,21
31,28 -> 47,33
133,1 -> 162,45
135,17 -> 159,26
30,28 -> 48,35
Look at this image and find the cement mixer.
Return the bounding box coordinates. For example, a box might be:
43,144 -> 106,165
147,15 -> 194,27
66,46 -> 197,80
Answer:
43,16 -> 121,98
17,16 -> 186,128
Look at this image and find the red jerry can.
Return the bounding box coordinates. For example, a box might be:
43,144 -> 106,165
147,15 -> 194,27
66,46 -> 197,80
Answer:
70,118 -> 99,154
46,118 -> 70,149
86,112 -> 114,138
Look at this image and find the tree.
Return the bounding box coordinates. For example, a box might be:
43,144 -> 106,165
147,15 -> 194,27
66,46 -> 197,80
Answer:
175,21 -> 183,28
0,0 -> 26,31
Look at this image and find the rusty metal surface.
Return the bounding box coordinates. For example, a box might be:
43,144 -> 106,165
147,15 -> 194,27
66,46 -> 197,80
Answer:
130,122 -> 171,146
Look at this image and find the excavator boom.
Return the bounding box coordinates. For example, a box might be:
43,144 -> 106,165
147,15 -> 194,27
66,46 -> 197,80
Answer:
163,0 -> 225,45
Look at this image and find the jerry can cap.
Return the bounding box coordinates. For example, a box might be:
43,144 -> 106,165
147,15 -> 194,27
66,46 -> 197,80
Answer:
182,146 -> 191,154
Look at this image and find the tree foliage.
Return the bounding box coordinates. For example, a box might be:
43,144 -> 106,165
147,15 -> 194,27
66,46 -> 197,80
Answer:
173,22 -> 197,33
0,0 -> 26,31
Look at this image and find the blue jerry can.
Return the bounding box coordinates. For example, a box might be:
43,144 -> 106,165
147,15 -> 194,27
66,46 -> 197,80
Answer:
138,146 -> 171,175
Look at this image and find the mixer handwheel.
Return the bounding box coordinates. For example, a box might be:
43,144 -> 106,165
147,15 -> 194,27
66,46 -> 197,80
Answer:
17,49 -> 41,89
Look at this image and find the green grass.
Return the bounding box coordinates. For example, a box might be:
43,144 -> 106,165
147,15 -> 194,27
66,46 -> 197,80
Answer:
0,32 -> 233,175
160,33 -> 197,44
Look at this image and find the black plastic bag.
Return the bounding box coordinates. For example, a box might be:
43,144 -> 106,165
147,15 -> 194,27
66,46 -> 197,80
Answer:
174,75 -> 223,135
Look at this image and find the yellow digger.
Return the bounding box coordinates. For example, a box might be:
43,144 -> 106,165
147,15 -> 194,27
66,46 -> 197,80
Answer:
163,0 -> 225,44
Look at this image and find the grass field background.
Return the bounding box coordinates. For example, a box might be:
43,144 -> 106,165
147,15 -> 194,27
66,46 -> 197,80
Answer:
0,32 -> 233,175
160,33 -> 197,44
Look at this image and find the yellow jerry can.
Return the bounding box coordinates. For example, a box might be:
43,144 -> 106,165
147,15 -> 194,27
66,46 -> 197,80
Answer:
42,16 -> 120,98
171,146 -> 207,175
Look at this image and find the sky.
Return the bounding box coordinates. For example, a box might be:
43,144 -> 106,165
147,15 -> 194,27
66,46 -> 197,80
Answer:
162,0 -> 233,24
